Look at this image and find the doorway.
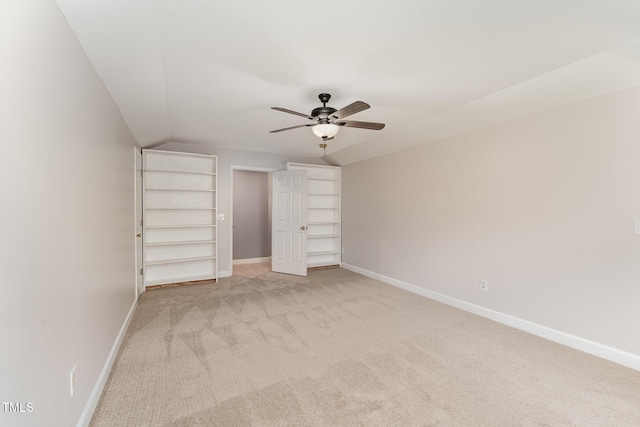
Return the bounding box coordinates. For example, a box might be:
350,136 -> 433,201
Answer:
230,166 -> 275,276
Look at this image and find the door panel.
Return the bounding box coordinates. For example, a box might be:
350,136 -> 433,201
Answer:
291,232 -> 303,262
275,231 -> 286,261
272,169 -> 308,276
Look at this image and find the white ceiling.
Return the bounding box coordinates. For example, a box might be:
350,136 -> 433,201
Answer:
56,0 -> 640,165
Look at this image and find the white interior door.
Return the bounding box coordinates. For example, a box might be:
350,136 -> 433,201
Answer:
135,149 -> 144,297
272,169 -> 308,276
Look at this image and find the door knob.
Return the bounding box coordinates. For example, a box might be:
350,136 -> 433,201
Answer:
136,233 -> 142,237
300,226 -> 307,230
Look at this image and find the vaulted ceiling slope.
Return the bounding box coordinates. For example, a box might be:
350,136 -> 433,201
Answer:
56,0 -> 640,165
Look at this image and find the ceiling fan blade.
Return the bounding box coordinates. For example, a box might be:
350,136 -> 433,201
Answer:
336,120 -> 385,131
271,107 -> 315,120
269,124 -> 313,133
331,101 -> 370,120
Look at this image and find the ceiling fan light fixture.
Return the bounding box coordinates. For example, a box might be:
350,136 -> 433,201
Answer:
312,123 -> 339,139
270,94 -> 384,143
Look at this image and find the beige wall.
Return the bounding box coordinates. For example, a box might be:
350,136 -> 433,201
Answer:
343,85 -> 640,357
0,2 -> 138,426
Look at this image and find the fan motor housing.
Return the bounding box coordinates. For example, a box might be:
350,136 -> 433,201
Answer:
311,106 -> 337,120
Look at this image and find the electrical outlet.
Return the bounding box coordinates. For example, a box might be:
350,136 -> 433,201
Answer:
479,280 -> 488,292
70,366 -> 77,397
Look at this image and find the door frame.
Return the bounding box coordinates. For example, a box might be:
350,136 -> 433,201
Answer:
134,147 -> 144,298
229,165 -> 276,277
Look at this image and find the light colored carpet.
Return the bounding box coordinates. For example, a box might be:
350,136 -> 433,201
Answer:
91,264 -> 640,426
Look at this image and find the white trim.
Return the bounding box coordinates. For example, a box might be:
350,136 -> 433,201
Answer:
144,274 -> 219,287
233,256 -> 271,265
77,299 -> 137,427
218,270 -> 232,278
341,263 -> 640,372
143,148 -> 215,159
134,147 -> 143,298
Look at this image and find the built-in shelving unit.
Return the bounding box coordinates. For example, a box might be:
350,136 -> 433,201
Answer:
143,150 -> 218,286
285,162 -> 341,269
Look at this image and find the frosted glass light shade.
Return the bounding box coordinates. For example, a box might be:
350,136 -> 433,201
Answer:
312,123 -> 340,138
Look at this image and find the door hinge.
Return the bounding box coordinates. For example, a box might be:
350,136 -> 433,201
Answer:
139,268 -> 144,275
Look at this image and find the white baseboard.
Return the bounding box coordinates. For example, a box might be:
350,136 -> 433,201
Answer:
233,256 -> 271,265
341,263 -> 640,372
77,299 -> 137,427
218,270 -> 232,278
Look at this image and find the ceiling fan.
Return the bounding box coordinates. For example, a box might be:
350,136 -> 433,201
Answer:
269,93 -> 385,145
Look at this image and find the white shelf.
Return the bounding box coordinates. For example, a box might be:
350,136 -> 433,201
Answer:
145,169 -> 216,176
145,224 -> 215,229
308,250 -> 341,256
145,255 -> 216,266
146,240 -> 215,247
145,207 -> 216,210
285,162 -> 341,269
145,188 -> 216,192
143,150 -> 218,286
